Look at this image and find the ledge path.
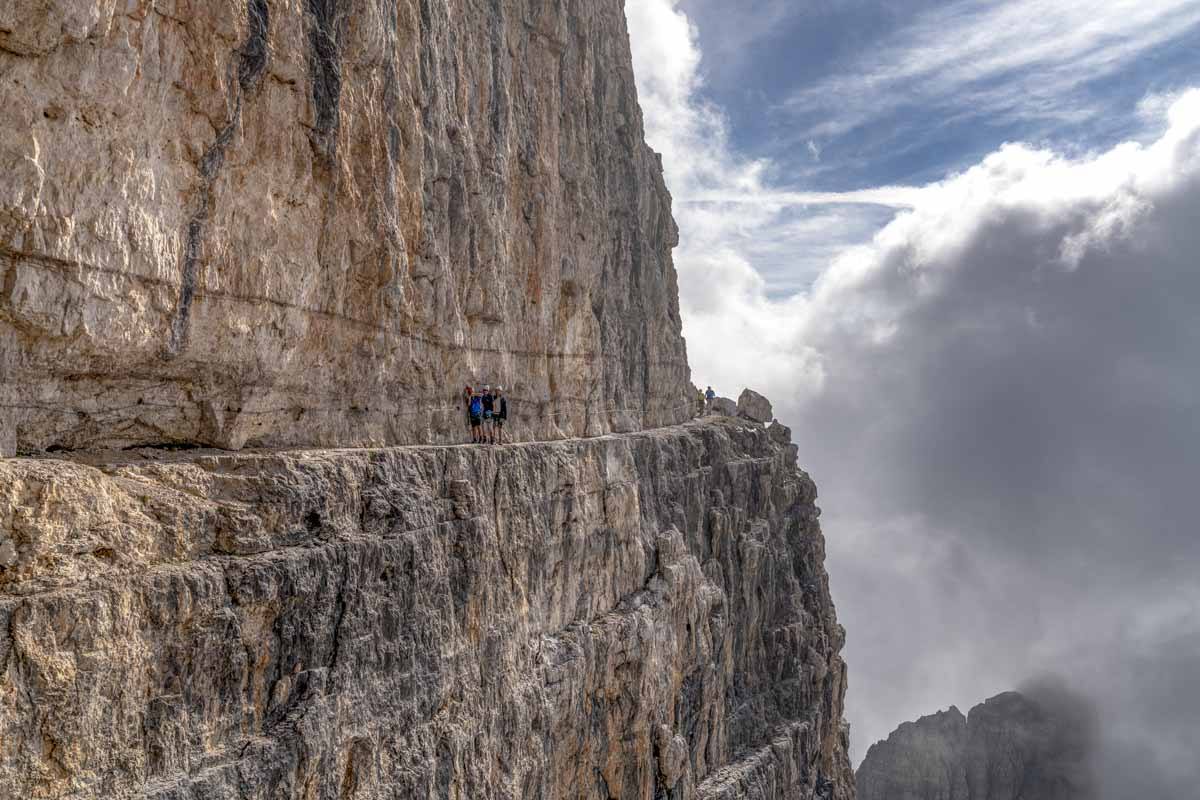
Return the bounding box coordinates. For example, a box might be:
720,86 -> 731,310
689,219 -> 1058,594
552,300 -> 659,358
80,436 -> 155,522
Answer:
0,417 -> 852,799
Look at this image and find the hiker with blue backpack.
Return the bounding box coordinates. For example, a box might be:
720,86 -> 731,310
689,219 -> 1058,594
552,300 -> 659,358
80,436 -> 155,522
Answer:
468,389 -> 485,444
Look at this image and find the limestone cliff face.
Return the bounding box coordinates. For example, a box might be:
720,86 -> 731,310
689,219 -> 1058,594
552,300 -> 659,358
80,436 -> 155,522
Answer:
856,691 -> 1095,800
0,2 -> 856,797
0,417 -> 852,799
0,0 -> 692,454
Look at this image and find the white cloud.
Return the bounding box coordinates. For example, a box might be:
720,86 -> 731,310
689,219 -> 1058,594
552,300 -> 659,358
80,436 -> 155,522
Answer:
626,0 -> 916,392
768,94 -> 1200,793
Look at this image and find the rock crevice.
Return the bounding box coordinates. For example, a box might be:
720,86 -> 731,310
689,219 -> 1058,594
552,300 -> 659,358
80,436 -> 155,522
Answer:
167,0 -> 271,358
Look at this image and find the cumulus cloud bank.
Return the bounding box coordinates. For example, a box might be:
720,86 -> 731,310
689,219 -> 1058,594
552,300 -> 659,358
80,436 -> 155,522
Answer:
793,93 -> 1200,798
628,2 -> 1200,797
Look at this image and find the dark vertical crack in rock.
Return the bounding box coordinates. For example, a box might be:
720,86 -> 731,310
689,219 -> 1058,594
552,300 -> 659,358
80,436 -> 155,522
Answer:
326,554 -> 352,683
166,0 -> 271,358
304,0 -> 347,163
488,0 -> 508,144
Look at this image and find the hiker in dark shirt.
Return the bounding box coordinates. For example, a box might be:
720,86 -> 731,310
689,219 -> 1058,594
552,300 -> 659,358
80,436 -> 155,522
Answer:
463,385 -> 475,440
493,387 -> 508,444
481,384 -> 495,444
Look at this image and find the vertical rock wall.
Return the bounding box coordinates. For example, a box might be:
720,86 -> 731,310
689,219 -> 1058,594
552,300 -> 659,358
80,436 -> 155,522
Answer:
0,418 -> 853,799
0,0 -> 692,453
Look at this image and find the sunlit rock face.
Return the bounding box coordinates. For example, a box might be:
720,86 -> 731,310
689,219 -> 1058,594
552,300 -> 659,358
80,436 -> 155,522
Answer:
0,418 -> 853,799
0,3 -> 856,797
857,691 -> 1095,800
0,0 -> 691,454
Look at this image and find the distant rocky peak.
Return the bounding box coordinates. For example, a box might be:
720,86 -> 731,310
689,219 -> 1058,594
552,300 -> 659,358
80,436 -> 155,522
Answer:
857,688 -> 1095,800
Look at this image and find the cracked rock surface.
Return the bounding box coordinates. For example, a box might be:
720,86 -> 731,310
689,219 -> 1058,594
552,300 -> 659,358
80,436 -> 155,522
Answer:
0,417 -> 853,799
0,0 -> 692,453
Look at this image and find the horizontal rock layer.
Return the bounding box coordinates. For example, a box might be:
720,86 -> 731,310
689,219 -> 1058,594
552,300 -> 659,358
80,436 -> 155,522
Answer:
0,0 -> 692,453
0,417 -> 853,799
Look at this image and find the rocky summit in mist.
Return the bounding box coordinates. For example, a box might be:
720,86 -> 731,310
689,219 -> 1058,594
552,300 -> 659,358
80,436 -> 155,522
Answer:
856,689 -> 1095,800
0,1 -> 852,798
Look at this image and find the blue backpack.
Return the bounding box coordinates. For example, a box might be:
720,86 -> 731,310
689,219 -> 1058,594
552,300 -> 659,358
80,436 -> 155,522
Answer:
470,396 -> 483,416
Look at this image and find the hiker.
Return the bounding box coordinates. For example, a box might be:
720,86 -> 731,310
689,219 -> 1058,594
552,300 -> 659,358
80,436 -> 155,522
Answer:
481,384 -> 495,444
493,386 -> 508,444
462,385 -> 474,440
705,386 -> 716,411
468,390 -> 484,444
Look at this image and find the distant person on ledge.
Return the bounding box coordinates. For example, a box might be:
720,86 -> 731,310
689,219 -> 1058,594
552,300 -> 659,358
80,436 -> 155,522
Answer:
493,387 -> 508,444
462,384 -> 475,441
705,386 -> 716,412
468,390 -> 484,444
481,384 -> 495,444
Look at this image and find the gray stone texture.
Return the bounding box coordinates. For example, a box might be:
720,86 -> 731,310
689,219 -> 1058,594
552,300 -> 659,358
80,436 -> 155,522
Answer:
768,420 -> 792,445
0,0 -> 693,452
738,389 -> 774,424
856,691 -> 1095,800
0,417 -> 853,799
710,397 -> 738,417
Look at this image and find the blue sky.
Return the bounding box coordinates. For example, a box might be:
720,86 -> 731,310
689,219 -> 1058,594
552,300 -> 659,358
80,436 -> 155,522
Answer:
627,2 -> 1200,794
680,0 -> 1200,190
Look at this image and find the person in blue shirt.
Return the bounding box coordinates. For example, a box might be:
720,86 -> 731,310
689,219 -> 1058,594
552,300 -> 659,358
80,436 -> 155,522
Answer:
704,386 -> 716,411
468,390 -> 484,444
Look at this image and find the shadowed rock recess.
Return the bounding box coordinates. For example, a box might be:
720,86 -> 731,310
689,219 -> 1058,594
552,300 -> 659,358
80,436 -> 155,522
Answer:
0,0 -> 692,453
0,419 -> 852,798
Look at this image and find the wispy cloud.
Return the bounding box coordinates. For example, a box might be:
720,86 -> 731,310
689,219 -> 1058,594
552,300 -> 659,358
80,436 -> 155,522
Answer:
626,0 -> 914,335
778,0 -> 1200,144
684,186 -> 925,209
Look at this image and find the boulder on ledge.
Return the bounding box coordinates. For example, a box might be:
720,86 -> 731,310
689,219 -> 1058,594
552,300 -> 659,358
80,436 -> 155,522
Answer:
709,397 -> 738,417
737,389 -> 774,423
